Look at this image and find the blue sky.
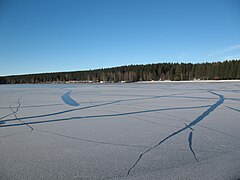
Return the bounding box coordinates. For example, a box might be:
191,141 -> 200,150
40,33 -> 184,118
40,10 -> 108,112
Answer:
0,0 -> 240,76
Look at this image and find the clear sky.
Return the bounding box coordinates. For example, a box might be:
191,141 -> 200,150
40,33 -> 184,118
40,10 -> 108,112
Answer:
0,0 -> 240,76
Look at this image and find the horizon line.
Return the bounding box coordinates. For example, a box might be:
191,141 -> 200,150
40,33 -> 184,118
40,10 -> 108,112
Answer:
1,59 -> 239,77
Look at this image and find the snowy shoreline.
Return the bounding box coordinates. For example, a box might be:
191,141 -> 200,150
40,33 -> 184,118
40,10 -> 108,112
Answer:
1,79 -> 240,85
136,79 -> 240,83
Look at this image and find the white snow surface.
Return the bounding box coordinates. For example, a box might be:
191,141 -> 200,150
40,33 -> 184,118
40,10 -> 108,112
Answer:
0,82 -> 240,179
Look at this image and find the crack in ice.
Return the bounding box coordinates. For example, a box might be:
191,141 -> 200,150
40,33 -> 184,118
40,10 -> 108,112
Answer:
0,105 -> 211,128
188,131 -> 199,162
1,92 -> 203,123
127,91 -> 224,176
9,98 -> 33,132
225,105 -> 240,113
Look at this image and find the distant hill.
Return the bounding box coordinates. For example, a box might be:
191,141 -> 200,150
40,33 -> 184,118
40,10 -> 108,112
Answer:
0,60 -> 239,84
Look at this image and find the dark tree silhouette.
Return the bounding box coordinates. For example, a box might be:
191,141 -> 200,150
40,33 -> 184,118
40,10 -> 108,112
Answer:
0,60 -> 239,84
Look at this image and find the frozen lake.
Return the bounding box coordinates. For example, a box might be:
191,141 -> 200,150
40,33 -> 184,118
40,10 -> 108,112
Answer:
0,82 -> 240,179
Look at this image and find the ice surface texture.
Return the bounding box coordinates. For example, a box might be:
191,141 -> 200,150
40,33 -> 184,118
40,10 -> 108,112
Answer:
0,82 -> 239,179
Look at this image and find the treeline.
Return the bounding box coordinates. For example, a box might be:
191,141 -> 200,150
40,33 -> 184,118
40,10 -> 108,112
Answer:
0,60 -> 239,84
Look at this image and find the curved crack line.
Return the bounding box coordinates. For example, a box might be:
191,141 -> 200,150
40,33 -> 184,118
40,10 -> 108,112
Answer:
226,98 -> 240,101
153,110 -> 239,139
35,129 -> 225,153
36,129 -> 149,148
108,109 -> 183,129
225,105 -> 240,113
1,92 -> 202,123
1,100 -> 123,123
0,103 -> 65,110
0,131 -> 27,139
188,131 -> 199,162
132,115 -> 183,128
0,111 -> 17,122
1,102 -> 19,122
127,91 -> 224,176
9,98 -> 33,132
198,124 -> 240,139
0,105 -> 211,128
203,135 -> 236,151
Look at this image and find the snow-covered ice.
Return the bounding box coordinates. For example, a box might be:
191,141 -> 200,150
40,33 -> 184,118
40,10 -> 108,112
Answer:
0,82 -> 239,179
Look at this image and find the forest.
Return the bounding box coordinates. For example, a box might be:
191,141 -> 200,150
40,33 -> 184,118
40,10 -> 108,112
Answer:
0,60 -> 239,84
